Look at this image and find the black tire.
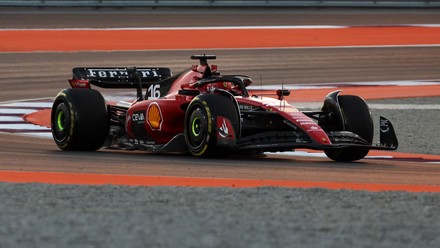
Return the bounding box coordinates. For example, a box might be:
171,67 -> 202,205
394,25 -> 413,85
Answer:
184,94 -> 240,157
324,95 -> 373,162
51,88 -> 109,151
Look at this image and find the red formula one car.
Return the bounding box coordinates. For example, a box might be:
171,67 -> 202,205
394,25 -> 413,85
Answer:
51,55 -> 398,161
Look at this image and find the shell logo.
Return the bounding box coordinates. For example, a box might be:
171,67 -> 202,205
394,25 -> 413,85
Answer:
147,102 -> 163,130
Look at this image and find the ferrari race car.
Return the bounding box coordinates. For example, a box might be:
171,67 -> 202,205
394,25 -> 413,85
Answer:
51,55 -> 398,161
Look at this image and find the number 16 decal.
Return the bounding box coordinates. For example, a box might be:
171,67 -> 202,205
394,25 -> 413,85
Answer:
148,84 -> 161,99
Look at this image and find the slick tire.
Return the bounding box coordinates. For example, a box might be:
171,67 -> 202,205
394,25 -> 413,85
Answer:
51,88 -> 109,151
184,93 -> 240,157
324,95 -> 374,162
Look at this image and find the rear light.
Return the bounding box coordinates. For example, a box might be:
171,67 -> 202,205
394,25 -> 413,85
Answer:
68,79 -> 91,89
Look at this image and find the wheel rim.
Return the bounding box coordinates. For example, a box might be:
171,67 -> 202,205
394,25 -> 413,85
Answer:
191,116 -> 201,137
56,111 -> 65,131
52,102 -> 69,142
187,107 -> 207,148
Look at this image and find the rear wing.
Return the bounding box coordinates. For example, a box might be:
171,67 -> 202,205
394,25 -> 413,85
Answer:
71,67 -> 172,89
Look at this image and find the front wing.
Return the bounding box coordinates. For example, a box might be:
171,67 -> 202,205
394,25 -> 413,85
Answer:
234,116 -> 398,152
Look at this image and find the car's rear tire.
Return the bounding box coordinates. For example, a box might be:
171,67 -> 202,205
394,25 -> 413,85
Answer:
184,93 -> 240,157
51,88 -> 109,151
324,95 -> 373,162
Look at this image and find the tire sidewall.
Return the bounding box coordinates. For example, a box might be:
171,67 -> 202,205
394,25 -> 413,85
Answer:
184,98 -> 214,156
51,91 -> 77,149
340,95 -> 373,144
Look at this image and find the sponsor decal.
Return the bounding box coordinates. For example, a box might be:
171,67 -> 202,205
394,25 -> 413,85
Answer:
289,113 -> 318,126
380,118 -> 390,132
299,122 -> 318,126
201,78 -> 217,84
217,116 -> 235,139
86,68 -> 160,78
132,111 -> 145,123
218,118 -> 229,138
310,126 -> 318,130
239,104 -> 254,111
283,119 -> 298,130
73,81 -> 88,88
68,80 -> 90,89
128,138 -> 155,145
306,125 -> 326,133
147,102 -> 163,130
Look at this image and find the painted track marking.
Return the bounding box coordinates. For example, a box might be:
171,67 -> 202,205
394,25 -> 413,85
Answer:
1,25 -> 440,52
1,170 -> 439,192
0,99 -> 52,134
295,102 -> 440,110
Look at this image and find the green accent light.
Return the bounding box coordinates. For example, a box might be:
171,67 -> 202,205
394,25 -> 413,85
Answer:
57,111 -> 65,131
192,117 -> 200,136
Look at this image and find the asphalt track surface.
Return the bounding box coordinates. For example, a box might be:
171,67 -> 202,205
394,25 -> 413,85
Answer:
0,9 -> 440,247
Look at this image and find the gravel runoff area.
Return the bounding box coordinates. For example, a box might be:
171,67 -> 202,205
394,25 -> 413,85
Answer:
0,183 -> 439,248
360,97 -> 440,155
361,96 -> 440,155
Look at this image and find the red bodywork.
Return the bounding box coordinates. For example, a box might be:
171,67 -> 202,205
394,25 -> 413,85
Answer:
60,55 -> 398,160
123,63 -> 332,146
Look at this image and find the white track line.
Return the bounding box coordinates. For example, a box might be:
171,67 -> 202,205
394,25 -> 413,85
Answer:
247,81 -> 440,90
0,109 -> 39,114
0,124 -> 49,130
0,102 -> 53,108
0,116 -> 23,122
1,24 -> 440,31
3,44 -> 440,54
367,104 -> 440,110
295,102 -> 440,110
20,132 -> 52,138
0,26 -> 353,31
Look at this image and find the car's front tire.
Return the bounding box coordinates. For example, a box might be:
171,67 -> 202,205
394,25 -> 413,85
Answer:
324,95 -> 373,162
184,93 -> 240,157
